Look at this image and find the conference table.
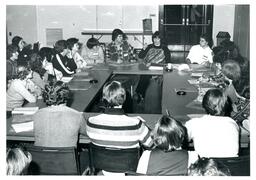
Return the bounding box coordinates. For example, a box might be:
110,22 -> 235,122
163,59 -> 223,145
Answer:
6,63 -> 250,147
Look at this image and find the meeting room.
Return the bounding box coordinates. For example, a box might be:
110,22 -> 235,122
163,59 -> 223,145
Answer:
5,3 -> 250,176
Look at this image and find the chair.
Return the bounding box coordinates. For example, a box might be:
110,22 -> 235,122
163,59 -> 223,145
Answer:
89,143 -> 141,173
26,145 -> 80,175
212,155 -> 250,176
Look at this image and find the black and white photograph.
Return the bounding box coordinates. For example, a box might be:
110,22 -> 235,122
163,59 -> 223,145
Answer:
2,0 -> 254,177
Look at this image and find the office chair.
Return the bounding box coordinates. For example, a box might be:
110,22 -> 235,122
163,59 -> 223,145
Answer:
89,143 -> 141,173
212,155 -> 250,176
26,145 -> 80,175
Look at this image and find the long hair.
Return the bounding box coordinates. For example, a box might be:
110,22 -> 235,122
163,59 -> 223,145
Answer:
28,53 -> 46,78
151,115 -> 186,151
6,148 -> 32,175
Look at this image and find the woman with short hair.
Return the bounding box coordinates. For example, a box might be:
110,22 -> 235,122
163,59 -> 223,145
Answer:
33,81 -> 86,147
52,40 -> 77,78
67,37 -> 87,70
137,115 -> 198,175
6,65 -> 37,111
81,37 -> 104,64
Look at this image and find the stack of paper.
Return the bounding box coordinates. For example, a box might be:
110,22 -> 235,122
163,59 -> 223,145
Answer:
12,107 -> 39,115
12,121 -> 33,133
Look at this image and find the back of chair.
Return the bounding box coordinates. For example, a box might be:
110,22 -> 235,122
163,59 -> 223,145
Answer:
212,155 -> 250,176
89,143 -> 141,173
26,145 -> 80,175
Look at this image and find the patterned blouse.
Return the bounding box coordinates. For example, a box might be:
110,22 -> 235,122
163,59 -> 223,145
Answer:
105,41 -> 136,63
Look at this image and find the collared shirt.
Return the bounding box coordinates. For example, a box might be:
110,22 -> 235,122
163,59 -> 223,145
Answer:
105,41 -> 136,63
86,108 -> 153,149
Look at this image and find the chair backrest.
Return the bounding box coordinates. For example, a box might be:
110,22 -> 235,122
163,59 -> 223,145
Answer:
212,155 -> 250,176
89,143 -> 141,173
26,145 -> 80,175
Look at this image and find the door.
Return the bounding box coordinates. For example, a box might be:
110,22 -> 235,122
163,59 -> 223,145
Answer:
159,5 -> 213,63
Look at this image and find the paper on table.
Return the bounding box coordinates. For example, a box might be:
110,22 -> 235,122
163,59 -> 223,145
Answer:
12,121 -> 33,133
61,77 -> 73,83
191,72 -> 203,77
149,66 -> 163,71
12,107 -> 39,115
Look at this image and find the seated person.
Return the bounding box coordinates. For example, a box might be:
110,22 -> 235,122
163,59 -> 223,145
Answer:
86,80 -> 153,149
105,29 -> 137,64
52,40 -> 77,78
211,59 -> 249,123
6,147 -> 32,175
138,31 -> 171,65
185,88 -> 239,158
136,115 -> 198,175
81,37 -> 104,64
186,33 -> 213,66
33,81 -> 87,147
67,37 -> 87,70
28,53 -> 48,91
38,47 -> 56,83
11,36 -> 33,65
7,44 -> 19,88
6,65 -> 37,111
188,157 -> 231,176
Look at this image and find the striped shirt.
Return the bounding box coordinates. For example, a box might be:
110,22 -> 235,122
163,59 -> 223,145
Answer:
86,112 -> 153,149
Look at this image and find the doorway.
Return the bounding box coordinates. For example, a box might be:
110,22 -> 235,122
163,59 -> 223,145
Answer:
159,5 -> 213,63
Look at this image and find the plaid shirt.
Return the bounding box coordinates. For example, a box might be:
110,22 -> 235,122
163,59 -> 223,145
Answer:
105,41 -> 136,63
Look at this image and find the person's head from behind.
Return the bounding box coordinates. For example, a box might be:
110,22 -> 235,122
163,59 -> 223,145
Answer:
199,33 -> 211,48
86,37 -> 100,50
28,53 -> 46,77
7,44 -> 19,60
54,40 -> 68,54
102,80 -> 126,107
39,47 -> 54,63
6,147 -> 32,175
222,59 -> 241,83
112,28 -> 126,42
152,31 -> 161,46
67,38 -> 80,52
151,115 -> 186,151
12,36 -> 25,50
188,157 -> 231,176
43,81 -> 71,106
17,64 -> 32,80
202,88 -> 232,116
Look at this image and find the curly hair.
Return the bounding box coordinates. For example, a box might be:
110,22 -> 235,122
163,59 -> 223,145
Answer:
202,88 -> 232,116
151,115 -> 186,151
102,81 -> 126,107
43,81 -> 71,106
